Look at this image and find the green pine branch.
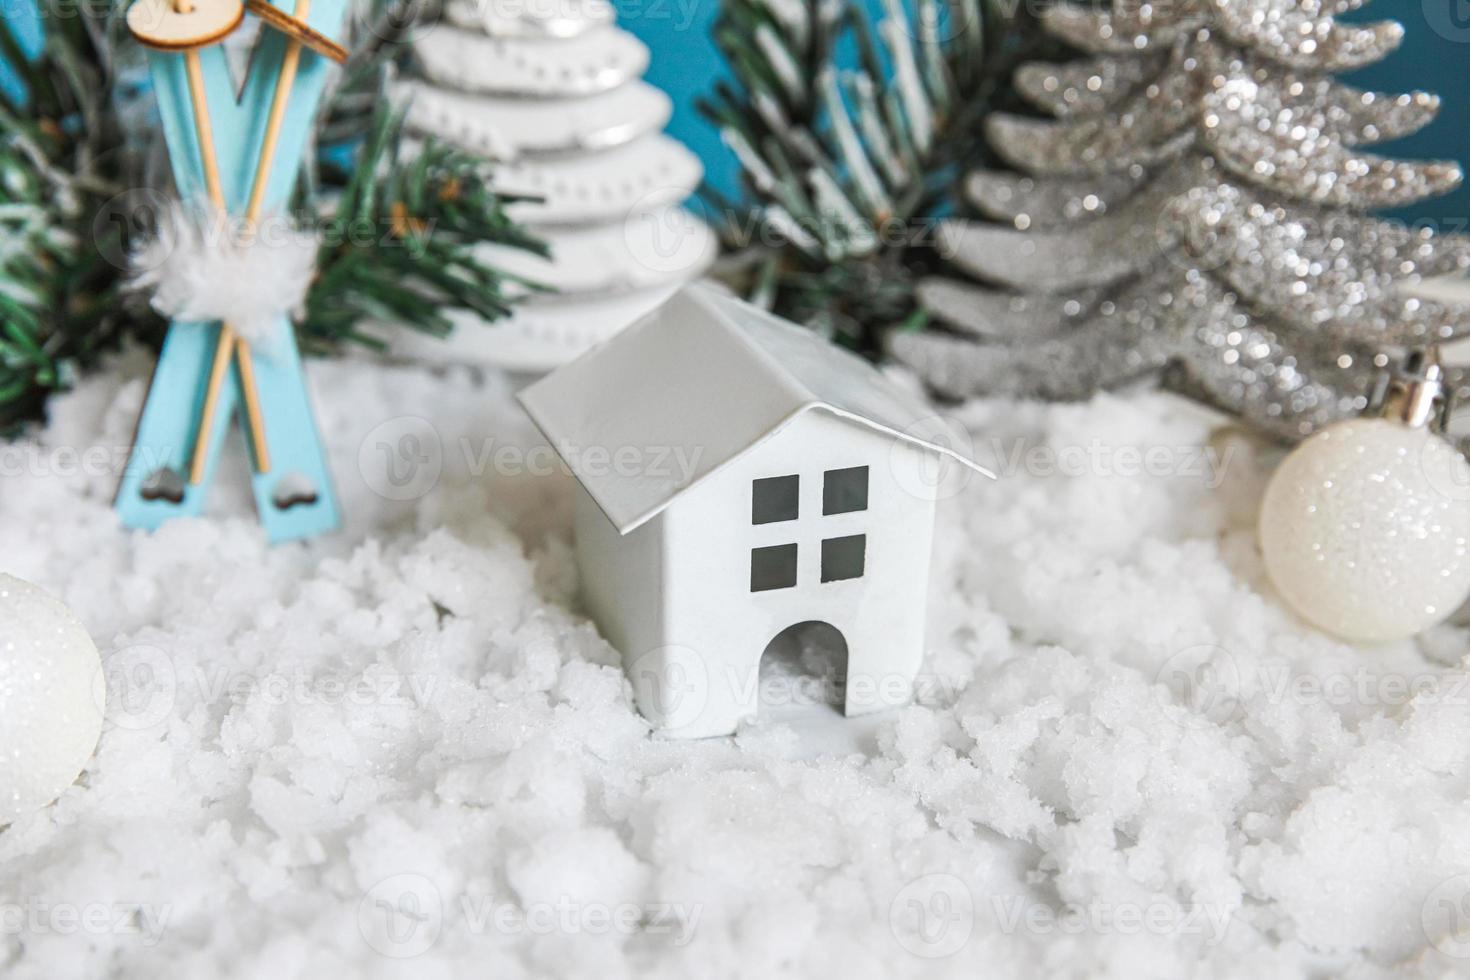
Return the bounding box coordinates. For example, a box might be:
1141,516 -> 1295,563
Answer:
0,1 -> 155,435
302,105 -> 548,353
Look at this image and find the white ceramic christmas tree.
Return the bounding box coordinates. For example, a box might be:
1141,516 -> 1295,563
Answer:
391,0 -> 717,371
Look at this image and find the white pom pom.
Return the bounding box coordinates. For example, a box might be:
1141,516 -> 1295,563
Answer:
129,200 -> 319,351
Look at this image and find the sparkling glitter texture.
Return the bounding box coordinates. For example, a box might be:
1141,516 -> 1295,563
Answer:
0,574 -> 104,822
891,0 -> 1470,443
1258,419 -> 1470,642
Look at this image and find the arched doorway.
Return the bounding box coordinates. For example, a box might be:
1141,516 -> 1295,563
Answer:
758,621 -> 849,720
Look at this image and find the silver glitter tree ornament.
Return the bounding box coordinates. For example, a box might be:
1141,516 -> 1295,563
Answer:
889,0 -> 1470,441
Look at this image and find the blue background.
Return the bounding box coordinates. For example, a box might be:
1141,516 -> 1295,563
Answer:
4,0 -> 1469,220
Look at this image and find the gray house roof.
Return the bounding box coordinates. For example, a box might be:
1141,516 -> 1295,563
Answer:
518,285 -> 994,534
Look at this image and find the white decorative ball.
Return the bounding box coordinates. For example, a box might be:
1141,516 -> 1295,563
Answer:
1259,418 -> 1470,643
0,574 -> 105,822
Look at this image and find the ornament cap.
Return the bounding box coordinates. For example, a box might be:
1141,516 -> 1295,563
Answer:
1376,346 -> 1451,432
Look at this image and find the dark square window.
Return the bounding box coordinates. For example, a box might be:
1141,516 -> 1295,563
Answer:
752,475 -> 799,524
751,544 -> 798,592
823,466 -> 869,515
821,535 -> 866,583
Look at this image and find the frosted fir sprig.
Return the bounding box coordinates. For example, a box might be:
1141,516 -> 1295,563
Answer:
699,0 -> 1048,352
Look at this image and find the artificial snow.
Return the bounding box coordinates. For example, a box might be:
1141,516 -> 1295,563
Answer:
3,350 -> 1470,978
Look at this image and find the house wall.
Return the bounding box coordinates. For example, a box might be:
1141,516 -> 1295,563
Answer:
656,411 -> 942,738
574,484 -> 670,718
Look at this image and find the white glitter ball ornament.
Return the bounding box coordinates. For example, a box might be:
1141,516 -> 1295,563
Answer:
0,574 -> 104,822
1259,353 -> 1470,643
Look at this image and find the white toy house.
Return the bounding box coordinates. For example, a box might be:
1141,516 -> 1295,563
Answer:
519,286 -> 992,738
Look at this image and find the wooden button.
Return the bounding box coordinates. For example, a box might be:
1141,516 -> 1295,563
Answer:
126,0 -> 245,50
